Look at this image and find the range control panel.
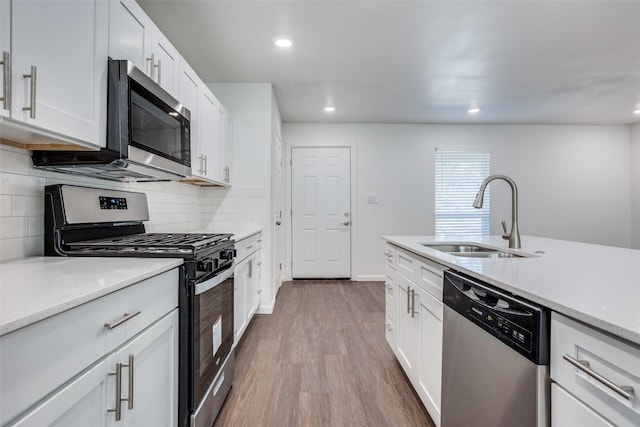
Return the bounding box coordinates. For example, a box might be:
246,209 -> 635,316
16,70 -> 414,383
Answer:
99,196 -> 128,210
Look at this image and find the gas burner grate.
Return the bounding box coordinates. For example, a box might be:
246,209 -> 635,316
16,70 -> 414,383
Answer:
66,233 -> 232,252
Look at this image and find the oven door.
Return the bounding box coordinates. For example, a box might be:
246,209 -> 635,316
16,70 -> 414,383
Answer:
193,266 -> 234,407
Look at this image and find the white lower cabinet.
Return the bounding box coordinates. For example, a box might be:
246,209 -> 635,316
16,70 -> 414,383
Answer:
234,232 -> 262,344
386,243 -> 443,427
1,268 -> 179,426
552,383 -> 614,427
550,312 -> 640,427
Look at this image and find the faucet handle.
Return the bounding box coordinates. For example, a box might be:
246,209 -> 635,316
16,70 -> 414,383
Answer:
501,221 -> 509,240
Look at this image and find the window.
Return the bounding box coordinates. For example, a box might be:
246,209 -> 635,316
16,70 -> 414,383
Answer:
435,150 -> 491,237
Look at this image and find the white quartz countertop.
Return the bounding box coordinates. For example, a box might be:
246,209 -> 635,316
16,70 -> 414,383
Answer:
383,235 -> 640,347
0,257 -> 183,336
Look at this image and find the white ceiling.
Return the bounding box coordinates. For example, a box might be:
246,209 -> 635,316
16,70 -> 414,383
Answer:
138,0 -> 640,125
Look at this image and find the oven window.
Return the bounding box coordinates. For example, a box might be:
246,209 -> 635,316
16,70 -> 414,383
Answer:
130,89 -> 188,164
193,276 -> 234,404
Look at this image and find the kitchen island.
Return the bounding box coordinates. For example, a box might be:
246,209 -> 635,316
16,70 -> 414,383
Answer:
383,235 -> 640,346
383,235 -> 640,427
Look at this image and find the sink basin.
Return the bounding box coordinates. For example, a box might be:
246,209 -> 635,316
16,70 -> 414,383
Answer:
421,243 -> 497,253
421,242 -> 528,258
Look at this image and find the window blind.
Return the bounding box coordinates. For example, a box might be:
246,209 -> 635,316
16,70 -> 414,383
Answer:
435,151 -> 491,237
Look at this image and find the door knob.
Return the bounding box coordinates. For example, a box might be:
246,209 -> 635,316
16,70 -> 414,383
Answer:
276,221 -> 281,226
342,221 -> 350,226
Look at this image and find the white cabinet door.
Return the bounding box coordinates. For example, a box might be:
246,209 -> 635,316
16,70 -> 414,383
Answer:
396,273 -> 419,377
234,260 -> 248,344
10,361 -> 109,427
416,285 -> 442,427
198,89 -> 225,182
0,0 -> 10,118
108,0 -> 152,72
552,384 -> 614,427
179,60 -> 202,177
222,109 -> 233,185
148,28 -> 180,98
10,0 -> 108,147
107,310 -> 179,427
246,255 -> 257,319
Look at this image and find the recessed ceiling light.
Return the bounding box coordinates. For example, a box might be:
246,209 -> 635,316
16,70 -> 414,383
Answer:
324,107 -> 336,113
468,108 -> 480,114
274,38 -> 293,48
634,108 -> 640,115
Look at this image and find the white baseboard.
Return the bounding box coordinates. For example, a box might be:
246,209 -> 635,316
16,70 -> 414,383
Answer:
354,274 -> 385,281
256,294 -> 275,315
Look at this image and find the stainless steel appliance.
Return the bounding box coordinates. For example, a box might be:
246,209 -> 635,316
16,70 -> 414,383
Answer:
32,59 -> 191,182
442,270 -> 550,427
44,184 -> 235,427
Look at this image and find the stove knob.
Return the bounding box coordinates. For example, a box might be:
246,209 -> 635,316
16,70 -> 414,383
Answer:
220,249 -> 236,260
197,257 -> 218,272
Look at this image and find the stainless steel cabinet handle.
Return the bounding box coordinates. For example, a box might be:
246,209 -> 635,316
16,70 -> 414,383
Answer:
1,51 -> 10,111
124,355 -> 134,410
563,354 -> 634,400
146,53 -> 155,79
22,66 -> 36,118
197,154 -> 205,174
104,311 -> 141,330
108,363 -> 123,420
410,288 -> 417,318
224,166 -> 230,182
384,251 -> 393,258
406,286 -> 411,314
203,154 -> 208,175
385,282 -> 392,290
155,59 -> 161,84
384,322 -> 392,331
247,260 -> 253,278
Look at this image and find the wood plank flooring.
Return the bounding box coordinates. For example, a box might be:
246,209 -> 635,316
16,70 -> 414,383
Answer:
213,280 -> 435,427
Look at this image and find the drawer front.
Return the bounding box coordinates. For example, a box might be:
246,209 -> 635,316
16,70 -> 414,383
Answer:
396,247 -> 417,279
235,232 -> 260,263
385,267 -> 397,306
551,313 -> 640,427
552,383 -> 615,427
384,243 -> 396,269
415,256 -> 444,301
385,307 -> 396,350
0,268 -> 179,425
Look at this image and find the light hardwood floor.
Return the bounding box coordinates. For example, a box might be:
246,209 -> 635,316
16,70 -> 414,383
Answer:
213,280 -> 436,427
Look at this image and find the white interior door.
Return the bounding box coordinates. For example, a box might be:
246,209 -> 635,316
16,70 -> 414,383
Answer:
291,147 -> 351,278
273,131 -> 284,287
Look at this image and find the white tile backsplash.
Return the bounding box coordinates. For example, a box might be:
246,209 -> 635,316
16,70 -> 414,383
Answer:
0,145 -> 263,261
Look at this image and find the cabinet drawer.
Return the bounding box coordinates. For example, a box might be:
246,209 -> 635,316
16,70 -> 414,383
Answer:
385,267 -> 397,305
0,268 -> 178,425
552,383 -> 614,427
551,313 -> 640,427
414,256 -> 444,301
384,243 -> 396,270
385,304 -> 396,350
235,232 -> 260,263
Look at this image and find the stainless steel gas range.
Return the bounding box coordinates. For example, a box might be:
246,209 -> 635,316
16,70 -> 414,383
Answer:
44,184 -> 235,427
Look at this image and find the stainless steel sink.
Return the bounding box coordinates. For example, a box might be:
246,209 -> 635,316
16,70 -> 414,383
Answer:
421,243 -> 528,258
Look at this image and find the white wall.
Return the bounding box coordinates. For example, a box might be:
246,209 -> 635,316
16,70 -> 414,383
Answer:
208,83 -> 279,313
632,122 -> 640,249
283,123 -> 632,280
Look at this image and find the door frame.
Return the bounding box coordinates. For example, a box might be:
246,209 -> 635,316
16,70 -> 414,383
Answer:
284,144 -> 358,281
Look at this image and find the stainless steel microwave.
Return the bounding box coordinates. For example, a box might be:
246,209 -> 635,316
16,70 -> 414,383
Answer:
32,59 -> 191,182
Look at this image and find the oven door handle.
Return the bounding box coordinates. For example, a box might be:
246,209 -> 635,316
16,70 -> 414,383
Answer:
195,266 -> 234,295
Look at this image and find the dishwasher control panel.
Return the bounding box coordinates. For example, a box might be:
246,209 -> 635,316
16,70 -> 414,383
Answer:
444,270 -> 549,365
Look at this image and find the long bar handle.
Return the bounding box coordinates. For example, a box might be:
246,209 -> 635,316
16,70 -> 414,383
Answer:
1,51 -> 10,111
203,154 -> 208,175
154,59 -> 161,85
105,311 -> 141,330
123,354 -> 134,410
224,166 -> 230,182
146,53 -> 155,79
406,286 -> 411,314
22,65 -> 36,118
563,354 -> 634,400
410,288 -> 417,318
198,154 -> 205,174
108,363 -> 123,420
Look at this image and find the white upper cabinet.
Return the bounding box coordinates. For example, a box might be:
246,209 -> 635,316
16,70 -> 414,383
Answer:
198,89 -> 224,182
3,0 -> 108,147
1,0 -> 10,119
108,0 -> 179,98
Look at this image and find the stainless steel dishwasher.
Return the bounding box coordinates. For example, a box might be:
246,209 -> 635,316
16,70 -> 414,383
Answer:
442,270 -> 550,427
